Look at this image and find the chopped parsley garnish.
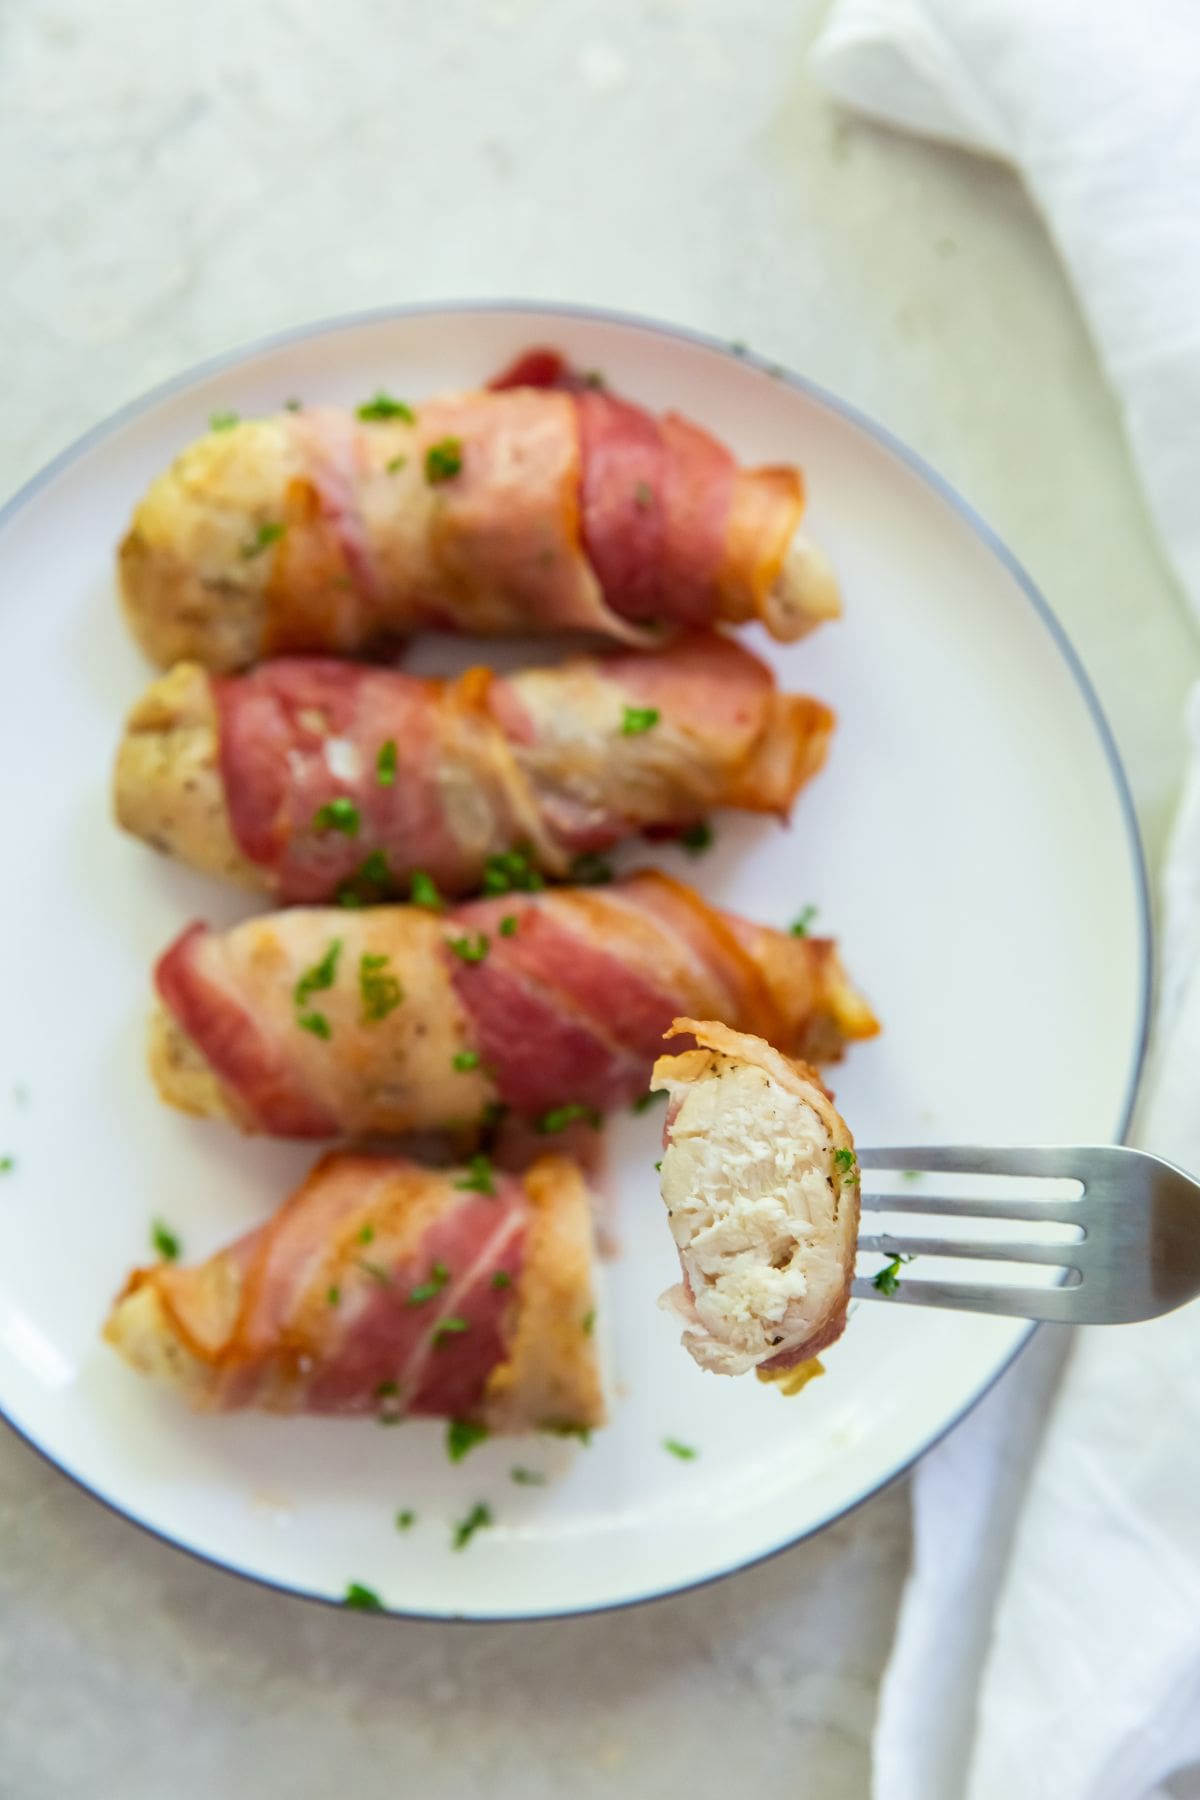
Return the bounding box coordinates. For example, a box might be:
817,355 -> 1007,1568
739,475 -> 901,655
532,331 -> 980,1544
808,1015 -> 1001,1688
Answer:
631,1088 -> 666,1115
498,914 -> 518,937
356,392 -> 415,423
544,1423 -> 592,1445
359,951 -> 403,1022
902,1169 -> 923,1183
358,1223 -> 375,1244
0,1155 -> 13,1174
453,1049 -> 481,1072
790,905 -> 818,937
343,1582 -> 384,1611
621,704 -> 660,736
663,1438 -> 698,1460
582,1309 -> 595,1336
284,397 -> 303,411
654,1159 -> 662,1172
326,1285 -> 340,1306
633,480 -> 654,511
446,1418 -> 488,1462
312,796 -> 360,837
425,436 -> 463,483
452,1501 -> 493,1551
537,1102 -> 602,1135
407,1261 -> 450,1306
386,454 -> 407,474
151,1219 -> 181,1261
357,1258 -> 392,1286
209,410 -> 239,431
511,1466 -> 547,1486
833,1147 -> 860,1183
482,846 -> 544,895
336,848 -> 394,906
375,1380 -> 398,1399
680,820 -> 713,855
490,1270 -> 512,1290
447,932 -> 489,964
409,870 -> 443,911
730,339 -> 749,356
241,520 -> 286,559
873,1254 -> 915,1296
294,939 -> 343,1010
376,739 -> 397,786
297,1011 -> 332,1040
569,851 -> 614,885
432,1315 -> 470,1347
395,1509 -> 416,1531
455,1154 -> 495,1197
582,369 -> 606,389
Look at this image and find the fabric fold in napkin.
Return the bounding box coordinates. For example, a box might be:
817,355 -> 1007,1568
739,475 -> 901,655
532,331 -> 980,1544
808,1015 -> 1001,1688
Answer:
811,0 -> 1200,625
810,5 -> 1200,1795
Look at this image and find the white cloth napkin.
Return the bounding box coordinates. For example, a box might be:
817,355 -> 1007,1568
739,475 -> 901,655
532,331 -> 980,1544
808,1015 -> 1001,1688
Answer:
811,0 -> 1200,626
809,5 -> 1200,1795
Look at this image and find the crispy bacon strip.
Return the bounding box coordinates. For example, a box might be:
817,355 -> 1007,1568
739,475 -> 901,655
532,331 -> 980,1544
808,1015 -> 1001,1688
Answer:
118,354 -> 840,671
147,871 -> 879,1138
104,1151 -> 604,1430
112,636 -> 833,901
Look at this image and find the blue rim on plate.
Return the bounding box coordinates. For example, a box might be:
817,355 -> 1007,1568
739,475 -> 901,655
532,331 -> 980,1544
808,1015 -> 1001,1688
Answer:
0,299 -> 1154,1620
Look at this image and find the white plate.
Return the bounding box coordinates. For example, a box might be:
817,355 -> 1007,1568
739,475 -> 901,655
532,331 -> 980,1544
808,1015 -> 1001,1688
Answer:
0,302 -> 1149,1620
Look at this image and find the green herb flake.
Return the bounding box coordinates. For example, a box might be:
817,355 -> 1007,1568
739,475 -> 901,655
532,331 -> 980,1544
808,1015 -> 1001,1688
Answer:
873,1254 -> 915,1297
730,339 -> 749,356
446,1418 -> 489,1462
209,410 -> 239,431
680,820 -> 713,856
511,1466 -> 547,1486
425,436 -> 464,483
569,851 -> 614,885
358,1223 -> 375,1244
453,1049 -> 481,1073
663,1438 -> 698,1461
901,1169 -> 923,1183
376,739 -> 398,786
481,846 -> 545,896
490,1270 -> 512,1291
790,904 -> 818,937
498,914 -> 518,937
582,369 -> 606,389
395,1509 -> 416,1531
409,870 -> 443,911
455,1154 -> 495,1197
432,1315 -> 470,1347
385,454 -> 407,473
241,520 -> 286,560
375,1380 -> 399,1399
326,1285 -> 341,1307
537,1102 -> 602,1135
544,1423 -> 592,1446
631,1088 -> 666,1115
582,1309 -> 596,1336
452,1501 -> 493,1551
448,932 -> 489,965
343,1582 -> 384,1611
294,939 -> 343,1009
151,1219 -> 181,1261
312,796 -> 361,837
621,704 -> 660,736
833,1147 -> 860,1184
0,1155 -> 14,1174
284,397 -> 303,412
297,1011 -> 332,1040
407,1261 -> 450,1306
654,1159 -> 663,1172
357,1258 -> 393,1287
356,392 -> 416,423
633,480 -> 654,511
359,951 -> 403,1023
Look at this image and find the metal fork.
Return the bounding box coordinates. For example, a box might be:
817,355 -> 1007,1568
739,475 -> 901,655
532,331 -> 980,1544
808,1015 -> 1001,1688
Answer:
852,1145 -> 1200,1323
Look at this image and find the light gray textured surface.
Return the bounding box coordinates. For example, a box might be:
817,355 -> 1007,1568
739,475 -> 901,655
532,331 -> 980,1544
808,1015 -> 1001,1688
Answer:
1,2 -> 1195,1794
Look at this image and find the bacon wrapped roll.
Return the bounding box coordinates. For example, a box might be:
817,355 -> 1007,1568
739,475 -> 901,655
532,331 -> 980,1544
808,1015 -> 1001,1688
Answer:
104,1150 -> 604,1431
113,635 -> 833,902
651,1020 -> 859,1376
118,355 -> 840,671
149,871 -> 879,1139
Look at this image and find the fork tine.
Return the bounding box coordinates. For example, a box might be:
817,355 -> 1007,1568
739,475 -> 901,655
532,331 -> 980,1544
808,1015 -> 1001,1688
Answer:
859,1192 -> 1079,1223
850,1276 -> 1083,1322
855,1145 -> 1087,1180
857,1233 -> 1081,1266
